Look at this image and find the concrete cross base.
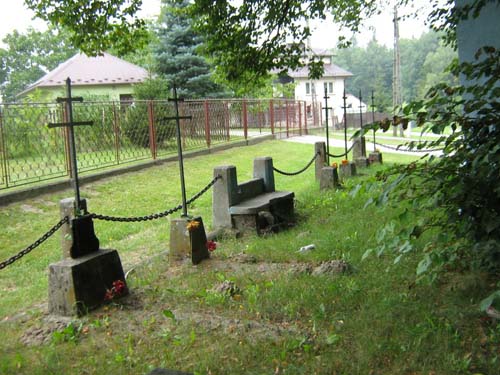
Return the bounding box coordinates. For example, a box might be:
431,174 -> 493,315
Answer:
340,162 -> 357,178
48,249 -> 127,316
369,152 -> 383,164
169,216 -> 210,264
355,157 -> 370,168
320,166 -> 340,190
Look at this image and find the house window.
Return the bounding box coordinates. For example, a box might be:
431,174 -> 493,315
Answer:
120,94 -> 134,112
120,94 -> 133,104
324,82 -> 334,94
306,82 -> 310,95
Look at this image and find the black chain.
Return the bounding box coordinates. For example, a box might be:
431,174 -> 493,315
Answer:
90,175 -> 221,222
328,143 -> 356,158
373,141 -> 444,153
0,216 -> 69,271
273,152 -> 319,176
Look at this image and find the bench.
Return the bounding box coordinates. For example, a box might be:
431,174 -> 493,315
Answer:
212,157 -> 295,234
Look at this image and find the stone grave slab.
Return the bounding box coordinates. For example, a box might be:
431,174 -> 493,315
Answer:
48,249 -> 127,316
355,157 -> 370,169
340,162 -> 357,178
320,166 -> 340,190
369,151 -> 383,164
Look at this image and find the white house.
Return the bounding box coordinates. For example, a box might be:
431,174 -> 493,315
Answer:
286,48 -> 353,125
343,93 -> 367,114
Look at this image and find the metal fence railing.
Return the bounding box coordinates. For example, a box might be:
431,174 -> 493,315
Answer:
0,98 -> 321,191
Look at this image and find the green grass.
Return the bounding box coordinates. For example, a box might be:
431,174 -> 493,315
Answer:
0,140 -> 498,375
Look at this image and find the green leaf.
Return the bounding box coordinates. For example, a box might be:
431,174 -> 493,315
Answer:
416,254 -> 432,275
361,248 -> 373,261
326,334 -> 341,345
162,309 -> 176,321
479,290 -> 500,312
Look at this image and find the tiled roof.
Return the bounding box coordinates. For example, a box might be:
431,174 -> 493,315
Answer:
20,52 -> 148,95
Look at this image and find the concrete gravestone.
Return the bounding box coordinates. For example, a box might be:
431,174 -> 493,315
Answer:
48,198 -> 127,316
212,157 -> 295,235
353,136 -> 370,168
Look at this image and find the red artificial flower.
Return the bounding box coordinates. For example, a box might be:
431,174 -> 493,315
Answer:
206,240 -> 217,252
104,289 -> 114,301
112,280 -> 126,295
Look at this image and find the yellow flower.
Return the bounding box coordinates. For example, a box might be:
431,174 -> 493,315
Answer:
331,162 -> 338,168
186,220 -> 200,232
341,159 -> 349,165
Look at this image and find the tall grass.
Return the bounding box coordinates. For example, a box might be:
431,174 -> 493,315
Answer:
1,140 -> 497,375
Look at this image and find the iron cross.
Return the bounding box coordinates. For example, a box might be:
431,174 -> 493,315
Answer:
341,89 -> 348,159
371,90 -> 377,151
48,78 -> 93,214
323,86 -> 333,165
161,85 -> 193,217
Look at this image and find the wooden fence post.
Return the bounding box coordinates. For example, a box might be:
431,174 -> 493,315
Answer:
243,100 -> 248,140
298,101 -> 302,136
224,101 -> 230,141
112,103 -> 120,164
0,110 -> 9,188
204,100 -> 211,148
286,101 -> 290,138
147,100 -> 157,159
269,99 -> 274,135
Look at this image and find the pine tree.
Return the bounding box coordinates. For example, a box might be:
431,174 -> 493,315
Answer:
154,0 -> 227,98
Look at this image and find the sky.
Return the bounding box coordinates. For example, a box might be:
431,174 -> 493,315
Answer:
0,0 -> 433,49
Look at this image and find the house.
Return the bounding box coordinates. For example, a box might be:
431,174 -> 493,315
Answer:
18,52 -> 149,102
283,48 -> 353,125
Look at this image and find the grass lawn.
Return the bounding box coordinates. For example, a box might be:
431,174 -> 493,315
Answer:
0,139 -> 498,375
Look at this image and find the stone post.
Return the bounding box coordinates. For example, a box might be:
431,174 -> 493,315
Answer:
315,142 -> 326,181
320,167 -> 340,190
169,218 -> 191,261
59,197 -> 79,259
212,165 -> 239,229
253,157 -> 275,192
352,136 -> 367,159
353,136 -> 369,168
369,151 -> 383,164
340,162 -> 357,178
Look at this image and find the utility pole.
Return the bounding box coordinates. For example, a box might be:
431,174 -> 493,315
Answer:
392,4 -> 403,137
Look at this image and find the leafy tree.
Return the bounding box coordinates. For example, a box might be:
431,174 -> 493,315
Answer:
24,0 -> 148,56
416,42 -> 459,98
399,32 -> 440,102
360,47 -> 500,275
0,27 -> 77,101
334,37 -> 393,111
188,0 -> 379,83
153,0 -> 228,99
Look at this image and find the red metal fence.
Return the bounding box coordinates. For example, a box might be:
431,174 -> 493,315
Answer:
0,98 -> 322,190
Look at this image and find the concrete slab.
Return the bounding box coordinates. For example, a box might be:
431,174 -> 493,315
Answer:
229,191 -> 294,215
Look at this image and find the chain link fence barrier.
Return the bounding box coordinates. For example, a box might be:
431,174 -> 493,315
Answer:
373,141 -> 444,153
273,152 -> 320,176
0,216 -> 68,271
90,175 -> 221,222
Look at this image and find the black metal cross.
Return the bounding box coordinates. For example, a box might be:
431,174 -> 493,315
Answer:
358,89 -> 364,129
48,78 -> 93,214
341,89 -> 348,160
162,85 -> 193,217
371,90 -> 377,152
323,86 -> 333,165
